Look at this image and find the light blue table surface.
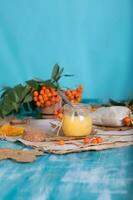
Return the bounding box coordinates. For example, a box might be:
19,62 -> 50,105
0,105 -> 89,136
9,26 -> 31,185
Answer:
0,140 -> 133,200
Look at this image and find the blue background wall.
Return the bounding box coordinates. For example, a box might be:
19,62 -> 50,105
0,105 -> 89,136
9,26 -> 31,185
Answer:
0,0 -> 133,101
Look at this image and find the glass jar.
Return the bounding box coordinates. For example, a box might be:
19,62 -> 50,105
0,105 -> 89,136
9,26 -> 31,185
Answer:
62,104 -> 92,137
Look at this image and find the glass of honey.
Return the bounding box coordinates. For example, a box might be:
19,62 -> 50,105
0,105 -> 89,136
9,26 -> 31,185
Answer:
62,104 -> 92,137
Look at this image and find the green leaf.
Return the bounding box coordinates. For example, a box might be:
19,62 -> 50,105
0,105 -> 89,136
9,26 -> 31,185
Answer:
128,98 -> 133,105
44,80 -> 57,89
0,86 -> 12,98
12,84 -> 24,102
109,99 -> 125,106
23,103 -> 30,112
26,80 -> 41,90
51,64 -> 60,81
29,101 -> 38,111
12,102 -> 19,112
1,102 -> 14,116
59,67 -> 64,75
23,94 -> 32,103
55,82 -> 61,90
55,67 -> 64,81
57,67 -> 64,78
63,74 -> 74,77
0,86 -> 12,92
20,85 -> 31,102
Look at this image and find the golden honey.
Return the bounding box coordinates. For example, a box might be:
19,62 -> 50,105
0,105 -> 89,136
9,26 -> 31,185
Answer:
62,104 -> 92,137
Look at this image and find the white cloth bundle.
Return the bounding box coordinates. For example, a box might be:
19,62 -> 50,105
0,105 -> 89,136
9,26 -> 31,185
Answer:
90,106 -> 131,127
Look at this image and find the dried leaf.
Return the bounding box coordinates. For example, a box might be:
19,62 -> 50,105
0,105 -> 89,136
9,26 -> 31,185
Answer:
0,148 -> 43,163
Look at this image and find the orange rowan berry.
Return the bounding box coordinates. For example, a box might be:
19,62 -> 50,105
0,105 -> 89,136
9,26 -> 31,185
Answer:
47,92 -> 52,97
38,95 -> 43,100
77,97 -> 81,102
123,116 -> 132,126
53,91 -> 58,96
43,96 -> 48,102
66,90 -> 71,96
83,137 -> 91,144
91,138 -> 98,144
42,86 -> 46,90
75,93 -> 80,98
45,89 -> 50,94
40,90 -> 44,95
58,113 -> 63,119
70,100 -> 74,103
45,101 -> 51,107
58,140 -> 65,145
33,91 -> 39,97
96,137 -> 103,143
40,99 -> 44,104
43,93 -> 47,98
72,90 -> 76,96
54,110 -> 58,115
33,96 -> 38,102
